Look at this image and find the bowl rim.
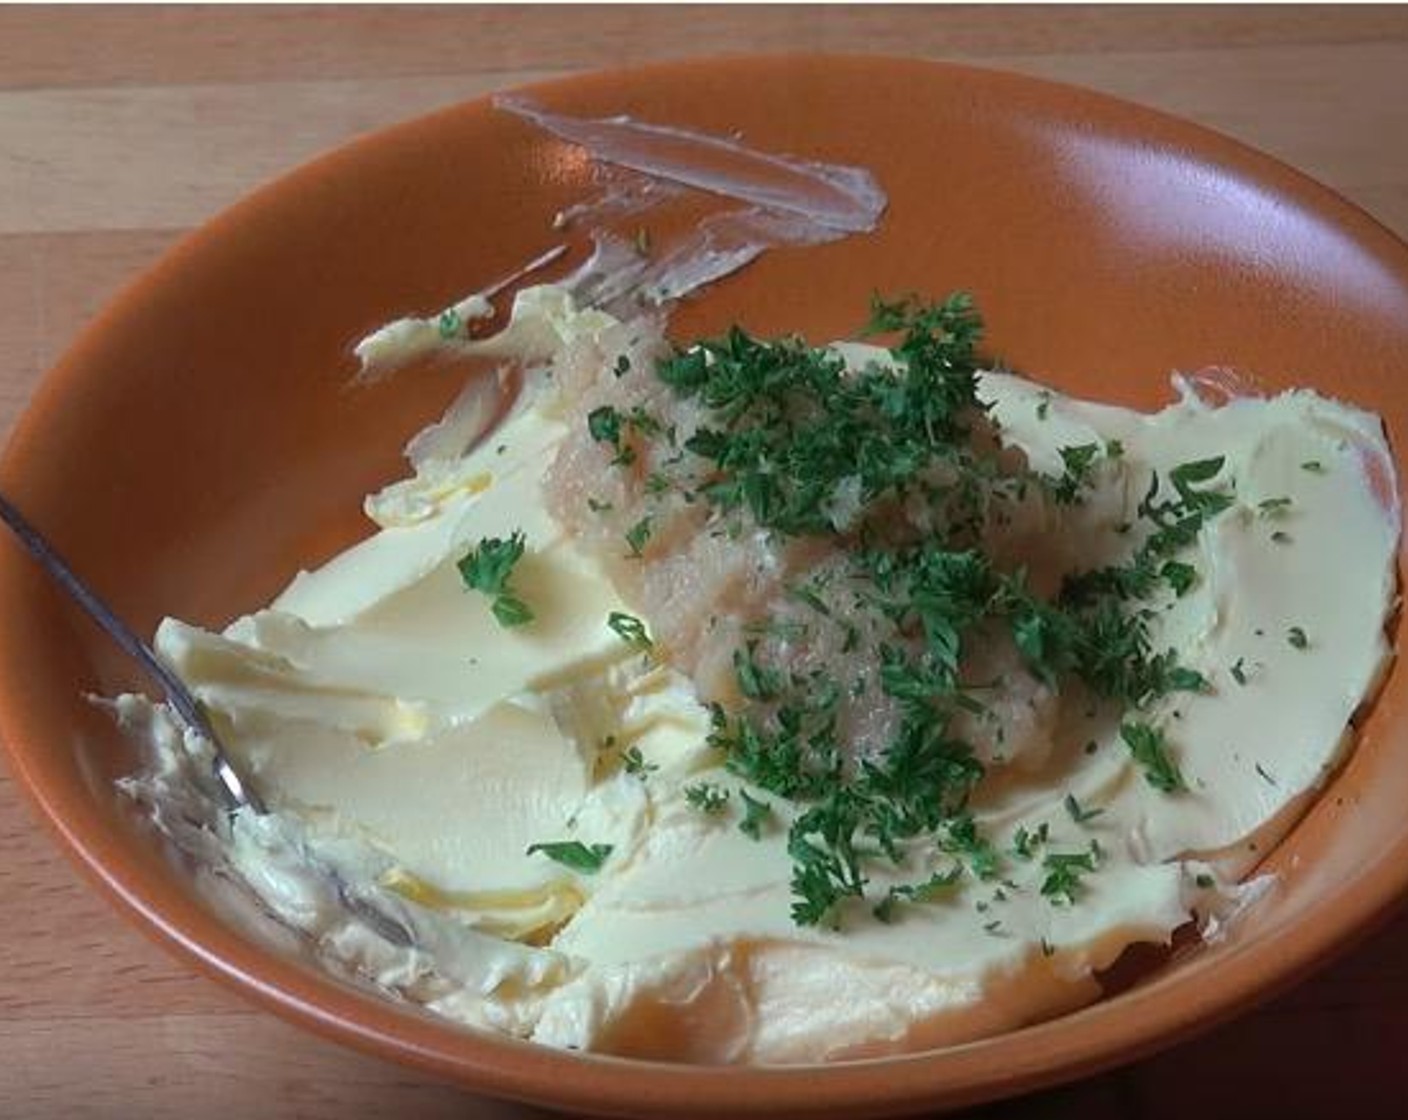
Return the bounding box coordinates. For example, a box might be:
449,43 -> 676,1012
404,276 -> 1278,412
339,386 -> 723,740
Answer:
3,51 -> 1408,1117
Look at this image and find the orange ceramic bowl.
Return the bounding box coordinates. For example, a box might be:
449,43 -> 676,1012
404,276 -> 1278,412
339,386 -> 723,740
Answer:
1,56 -> 1406,1118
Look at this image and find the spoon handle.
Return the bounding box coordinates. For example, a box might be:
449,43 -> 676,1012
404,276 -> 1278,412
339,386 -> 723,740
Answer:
0,491 -> 264,814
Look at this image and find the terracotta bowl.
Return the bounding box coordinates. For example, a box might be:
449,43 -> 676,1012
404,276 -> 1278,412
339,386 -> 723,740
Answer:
2,56 -> 1406,1118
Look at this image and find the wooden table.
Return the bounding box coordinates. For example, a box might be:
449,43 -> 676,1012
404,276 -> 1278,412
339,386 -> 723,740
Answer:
2,6 -> 1407,1117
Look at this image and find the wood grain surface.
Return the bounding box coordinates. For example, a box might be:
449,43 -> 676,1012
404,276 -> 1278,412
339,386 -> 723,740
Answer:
3,6 -> 1408,1118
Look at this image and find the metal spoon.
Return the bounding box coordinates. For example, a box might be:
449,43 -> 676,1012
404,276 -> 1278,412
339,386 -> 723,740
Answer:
0,491 -> 415,947
0,491 -> 263,814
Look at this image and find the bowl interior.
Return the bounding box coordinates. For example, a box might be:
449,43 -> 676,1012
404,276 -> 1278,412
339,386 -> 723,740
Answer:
3,55 -> 1408,1117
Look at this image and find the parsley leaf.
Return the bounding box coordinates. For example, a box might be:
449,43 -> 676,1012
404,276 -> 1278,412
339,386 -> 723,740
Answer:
525,841 -> 613,873
1160,560 -> 1197,597
624,516 -> 653,558
457,533 -> 524,598
889,865 -> 963,905
437,308 -> 463,339
1012,822 -> 1049,860
734,641 -> 785,701
1064,793 -> 1105,825
1120,721 -> 1186,793
491,594 -> 534,628
587,405 -> 622,448
1051,443 -> 1101,504
607,611 -> 653,651
1040,848 -> 1099,904
621,746 -> 657,778
457,532 -> 534,628
738,789 -> 774,839
788,582 -> 832,616
684,782 -> 730,814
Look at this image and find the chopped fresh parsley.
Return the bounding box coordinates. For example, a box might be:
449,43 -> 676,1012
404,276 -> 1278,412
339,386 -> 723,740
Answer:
1160,559 -> 1197,597
1013,822 -> 1050,861
942,813 -> 1001,881
586,404 -> 640,466
910,866 -> 966,899
457,532 -> 524,598
607,611 -> 653,651
621,746 -> 657,778
885,866 -> 964,914
525,841 -> 613,873
788,583 -> 832,616
788,808 -> 867,927
684,782 -> 730,814
643,471 -> 671,496
733,641 -> 784,701
657,292 -> 984,537
585,293 -> 1237,928
1040,847 -> 1099,905
624,515 -> 653,558
738,789 -> 774,839
1063,456 -> 1232,607
1051,443 -> 1101,504
1120,721 -> 1185,793
587,404 -> 622,448
437,308 -> 463,339
1064,793 -> 1105,825
624,405 -> 665,438
457,532 -> 535,628
490,595 -> 534,628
